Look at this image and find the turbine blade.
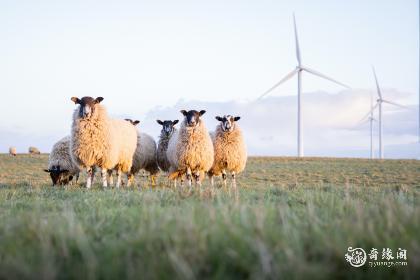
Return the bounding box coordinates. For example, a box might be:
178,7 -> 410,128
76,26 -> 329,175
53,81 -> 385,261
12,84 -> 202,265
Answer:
372,66 -> 382,99
359,102 -> 379,124
382,99 -> 410,109
302,66 -> 351,89
293,13 -> 302,65
256,69 -> 298,100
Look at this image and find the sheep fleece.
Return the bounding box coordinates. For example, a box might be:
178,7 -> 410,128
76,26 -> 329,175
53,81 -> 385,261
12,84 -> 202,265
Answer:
48,136 -> 80,175
210,124 -> 247,175
131,132 -> 159,175
71,104 -> 137,172
168,121 -> 214,173
157,129 -> 177,172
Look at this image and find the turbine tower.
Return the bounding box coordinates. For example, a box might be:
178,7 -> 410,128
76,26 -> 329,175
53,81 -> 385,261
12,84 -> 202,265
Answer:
257,14 -> 350,157
368,91 -> 376,159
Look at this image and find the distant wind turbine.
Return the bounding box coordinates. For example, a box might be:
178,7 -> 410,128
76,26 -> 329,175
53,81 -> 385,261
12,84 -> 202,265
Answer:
361,67 -> 409,159
257,14 -> 350,157
359,91 -> 377,159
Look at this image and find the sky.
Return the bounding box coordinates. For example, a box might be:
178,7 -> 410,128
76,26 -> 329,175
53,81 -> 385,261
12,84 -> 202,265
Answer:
0,0 -> 418,158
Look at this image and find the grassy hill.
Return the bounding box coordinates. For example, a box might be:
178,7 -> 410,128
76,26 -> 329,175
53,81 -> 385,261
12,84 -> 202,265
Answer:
0,154 -> 419,279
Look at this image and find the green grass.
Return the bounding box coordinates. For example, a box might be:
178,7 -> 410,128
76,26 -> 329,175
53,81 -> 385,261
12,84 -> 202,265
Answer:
0,154 -> 419,279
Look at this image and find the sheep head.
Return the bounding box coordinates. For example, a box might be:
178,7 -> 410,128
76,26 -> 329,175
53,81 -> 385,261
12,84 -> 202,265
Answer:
157,119 -> 179,136
125,119 -> 140,126
71,96 -> 104,119
44,166 -> 71,186
215,115 -> 240,132
180,110 -> 206,128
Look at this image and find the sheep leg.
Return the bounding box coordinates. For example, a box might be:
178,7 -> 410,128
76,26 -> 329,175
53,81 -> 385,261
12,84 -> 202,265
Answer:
209,175 -> 214,187
127,173 -> 134,187
75,172 -> 80,184
186,168 -> 192,188
222,171 -> 227,187
193,171 -> 201,187
116,170 -> 122,189
101,168 -> 108,188
231,172 -> 237,188
107,170 -> 114,186
86,167 -> 94,189
151,175 -> 156,187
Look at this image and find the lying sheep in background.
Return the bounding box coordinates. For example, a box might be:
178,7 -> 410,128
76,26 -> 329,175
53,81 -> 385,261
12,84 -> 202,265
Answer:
28,146 -> 41,155
167,110 -> 214,187
44,136 -> 80,186
125,119 -> 159,186
9,147 -> 17,156
208,115 -> 247,187
70,96 -> 137,188
156,119 -> 179,172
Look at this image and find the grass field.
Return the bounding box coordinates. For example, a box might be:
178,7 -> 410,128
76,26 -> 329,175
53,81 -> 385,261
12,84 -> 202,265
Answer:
0,154 -> 419,279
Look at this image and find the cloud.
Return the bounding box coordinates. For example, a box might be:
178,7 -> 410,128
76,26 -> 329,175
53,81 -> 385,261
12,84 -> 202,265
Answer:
1,89 -> 418,159
139,89 -> 418,158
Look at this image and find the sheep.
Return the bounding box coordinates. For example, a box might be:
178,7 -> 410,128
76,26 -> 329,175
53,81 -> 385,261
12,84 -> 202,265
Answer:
124,119 -> 160,186
9,147 -> 17,156
156,119 -> 179,172
44,136 -> 80,186
28,146 -> 41,155
166,110 -> 214,187
70,96 -> 137,189
208,115 -> 247,187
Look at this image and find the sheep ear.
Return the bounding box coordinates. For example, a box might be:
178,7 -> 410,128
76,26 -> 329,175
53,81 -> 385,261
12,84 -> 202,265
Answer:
180,110 -> 188,116
157,120 -> 164,125
133,120 -> 140,126
44,169 -> 51,173
95,97 -> 104,103
215,116 -> 223,121
125,118 -> 132,122
71,97 -> 80,104
199,110 -> 206,116
173,120 -> 179,125
234,116 -> 241,121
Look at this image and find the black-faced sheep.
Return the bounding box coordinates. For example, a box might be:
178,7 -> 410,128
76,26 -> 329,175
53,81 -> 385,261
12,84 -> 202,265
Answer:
208,115 -> 247,186
166,110 -> 214,187
124,119 -> 160,187
44,136 -> 80,186
70,96 -> 137,189
156,119 -> 179,172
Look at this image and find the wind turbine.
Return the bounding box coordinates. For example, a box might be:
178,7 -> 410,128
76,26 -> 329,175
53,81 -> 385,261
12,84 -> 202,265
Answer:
359,91 -> 377,159
257,14 -> 350,157
361,67 -> 409,159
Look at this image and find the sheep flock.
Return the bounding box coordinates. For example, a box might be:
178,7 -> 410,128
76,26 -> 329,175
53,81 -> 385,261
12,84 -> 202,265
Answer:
40,96 -> 247,189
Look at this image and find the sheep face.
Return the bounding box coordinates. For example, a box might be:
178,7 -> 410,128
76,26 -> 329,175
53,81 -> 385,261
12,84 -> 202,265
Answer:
180,110 -> 206,128
216,115 -> 241,132
71,96 -> 104,119
157,120 -> 179,136
44,166 -> 72,186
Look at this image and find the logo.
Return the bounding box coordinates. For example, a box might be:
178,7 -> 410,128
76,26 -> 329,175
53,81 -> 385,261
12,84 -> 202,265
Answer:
345,247 -> 367,267
345,247 -> 408,268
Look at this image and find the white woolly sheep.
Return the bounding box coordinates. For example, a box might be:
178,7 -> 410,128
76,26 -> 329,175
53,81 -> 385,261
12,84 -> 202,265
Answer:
166,110 -> 214,187
28,146 -> 40,155
208,115 -> 247,186
70,96 -> 137,189
44,136 -> 80,186
156,119 -> 179,172
9,147 -> 17,156
124,119 -> 160,186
